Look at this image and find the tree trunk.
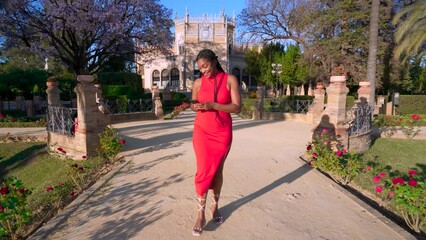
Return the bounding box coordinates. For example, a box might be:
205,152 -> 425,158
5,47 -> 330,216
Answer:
367,0 -> 380,105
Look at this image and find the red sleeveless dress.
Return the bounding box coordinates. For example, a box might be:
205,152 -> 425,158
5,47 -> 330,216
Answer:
193,71 -> 232,196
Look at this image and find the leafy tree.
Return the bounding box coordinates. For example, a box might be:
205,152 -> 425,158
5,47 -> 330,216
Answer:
392,0 -> 426,62
0,0 -> 173,75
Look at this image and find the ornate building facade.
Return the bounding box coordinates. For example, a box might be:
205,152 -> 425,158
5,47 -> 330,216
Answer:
136,9 -> 257,93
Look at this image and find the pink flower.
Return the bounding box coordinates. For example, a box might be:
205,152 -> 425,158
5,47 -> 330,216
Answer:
312,153 -> 318,158
388,191 -> 394,198
46,186 -> 54,192
306,145 -> 312,151
410,114 -> 421,121
70,192 -> 75,197
378,172 -> 386,178
373,176 -> 381,183
408,169 -> 417,177
375,186 -> 383,193
120,139 -> 126,145
342,149 -> 348,154
408,179 -> 417,187
0,114 -> 4,118
365,165 -> 372,171
308,161 -> 312,167
322,128 -> 328,133
336,150 -> 343,157
0,186 -> 9,195
392,177 -> 404,185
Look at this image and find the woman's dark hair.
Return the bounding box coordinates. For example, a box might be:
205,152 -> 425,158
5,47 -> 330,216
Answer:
196,49 -> 225,73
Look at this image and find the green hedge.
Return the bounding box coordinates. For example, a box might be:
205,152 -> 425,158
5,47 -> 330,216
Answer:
396,95 -> 426,115
98,72 -> 144,99
0,69 -> 51,99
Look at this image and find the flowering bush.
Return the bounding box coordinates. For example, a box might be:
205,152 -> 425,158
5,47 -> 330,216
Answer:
370,168 -> 425,233
98,127 -> 125,160
306,129 -> 362,185
331,65 -> 346,76
170,102 -> 189,118
44,182 -> 74,208
0,177 -> 32,240
0,114 -> 46,128
374,114 -> 424,139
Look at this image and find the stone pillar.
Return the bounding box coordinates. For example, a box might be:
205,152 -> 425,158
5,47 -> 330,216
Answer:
74,75 -> 107,157
25,100 -> 35,117
94,83 -> 110,115
152,85 -> 159,112
46,81 -> 61,106
319,76 -> 349,148
307,82 -> 326,124
357,82 -> 371,104
15,96 -> 25,111
154,97 -> 164,120
253,86 -> 264,120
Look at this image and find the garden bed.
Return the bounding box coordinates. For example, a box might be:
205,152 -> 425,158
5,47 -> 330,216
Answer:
0,128 -> 125,239
304,133 -> 425,237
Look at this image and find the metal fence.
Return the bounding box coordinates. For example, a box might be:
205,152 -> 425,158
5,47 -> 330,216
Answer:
346,104 -> 373,136
47,106 -> 77,136
266,99 -> 313,113
103,99 -> 152,114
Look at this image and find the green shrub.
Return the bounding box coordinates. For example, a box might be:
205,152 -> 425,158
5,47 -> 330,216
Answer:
98,127 -> 125,160
171,92 -> 188,101
0,69 -> 51,100
98,72 -> 143,97
396,95 -> 426,114
56,73 -> 77,101
240,98 -> 256,119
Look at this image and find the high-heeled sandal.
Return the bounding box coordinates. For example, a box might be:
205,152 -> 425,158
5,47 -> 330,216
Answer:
211,194 -> 224,224
192,198 -> 206,236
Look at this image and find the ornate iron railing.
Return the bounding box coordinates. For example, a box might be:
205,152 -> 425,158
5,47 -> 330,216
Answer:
104,99 -> 152,114
346,104 -> 373,136
266,99 -> 313,113
47,106 -> 77,136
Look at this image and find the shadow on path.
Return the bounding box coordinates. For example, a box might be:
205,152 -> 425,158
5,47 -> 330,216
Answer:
204,164 -> 312,231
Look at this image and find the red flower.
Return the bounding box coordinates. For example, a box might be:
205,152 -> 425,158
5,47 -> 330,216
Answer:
375,186 -> 383,193
388,191 -> 394,198
378,172 -> 386,178
0,114 -> 4,118
7,132 -> 10,135
312,153 -> 318,158
408,179 -> 417,187
392,177 -> 404,185
373,176 -> 381,183
60,182 -> 65,186
82,155 -> 87,159
306,145 -> 312,151
46,186 -> 54,192
0,205 -> 4,212
17,188 -> 26,194
410,114 -> 421,121
57,147 -> 63,152
0,186 -> 9,195
12,118 -> 17,122
336,150 -> 343,157
408,169 -> 417,177
120,139 -> 126,145
365,165 -> 372,171
342,149 -> 348,154
70,191 -> 75,197
307,161 -> 312,167
78,167 -> 84,172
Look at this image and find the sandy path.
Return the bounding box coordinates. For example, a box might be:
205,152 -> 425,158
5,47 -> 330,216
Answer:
30,111 -> 410,240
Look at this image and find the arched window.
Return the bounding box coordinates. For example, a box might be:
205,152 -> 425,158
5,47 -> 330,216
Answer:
232,67 -> 241,84
171,68 -> 180,87
161,69 -> 169,86
152,70 -> 160,86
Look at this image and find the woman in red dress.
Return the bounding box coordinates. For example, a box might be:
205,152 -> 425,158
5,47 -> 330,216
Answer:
190,49 -> 241,236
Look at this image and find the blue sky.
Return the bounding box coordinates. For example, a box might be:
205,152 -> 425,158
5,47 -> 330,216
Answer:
159,0 -> 247,19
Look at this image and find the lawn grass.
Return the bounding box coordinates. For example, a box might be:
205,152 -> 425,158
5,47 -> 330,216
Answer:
0,142 -> 110,238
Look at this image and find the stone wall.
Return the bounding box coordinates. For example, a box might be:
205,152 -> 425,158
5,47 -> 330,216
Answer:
109,112 -> 157,124
348,130 -> 372,153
